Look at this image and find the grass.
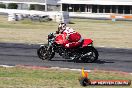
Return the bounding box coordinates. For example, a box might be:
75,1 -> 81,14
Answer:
0,66 -> 131,88
0,15 -> 132,48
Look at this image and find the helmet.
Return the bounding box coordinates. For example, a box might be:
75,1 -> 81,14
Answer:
58,23 -> 66,33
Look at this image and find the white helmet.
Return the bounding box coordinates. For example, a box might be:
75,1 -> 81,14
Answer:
58,23 -> 66,33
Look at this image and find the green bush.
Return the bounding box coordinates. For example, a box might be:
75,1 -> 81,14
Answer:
0,4 -> 6,8
8,3 -> 18,9
29,4 -> 35,10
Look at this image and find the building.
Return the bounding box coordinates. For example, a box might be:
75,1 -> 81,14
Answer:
0,0 -> 60,11
58,0 -> 132,14
0,0 -> 132,14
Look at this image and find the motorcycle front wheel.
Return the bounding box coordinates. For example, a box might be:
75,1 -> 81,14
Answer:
81,46 -> 99,63
37,45 -> 55,60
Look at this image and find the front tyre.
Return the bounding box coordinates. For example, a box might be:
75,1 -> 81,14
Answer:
37,45 -> 55,60
81,47 -> 98,63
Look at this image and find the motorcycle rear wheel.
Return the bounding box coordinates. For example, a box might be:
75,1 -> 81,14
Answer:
37,45 -> 55,60
81,47 -> 98,63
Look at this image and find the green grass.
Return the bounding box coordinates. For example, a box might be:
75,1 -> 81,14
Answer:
0,15 -> 132,48
0,66 -> 131,88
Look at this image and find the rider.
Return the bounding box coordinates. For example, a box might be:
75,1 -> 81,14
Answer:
56,23 -> 83,48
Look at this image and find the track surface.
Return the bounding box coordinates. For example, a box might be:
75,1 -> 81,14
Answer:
0,43 -> 132,72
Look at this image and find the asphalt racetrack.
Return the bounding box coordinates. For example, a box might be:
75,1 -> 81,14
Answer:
0,43 -> 132,73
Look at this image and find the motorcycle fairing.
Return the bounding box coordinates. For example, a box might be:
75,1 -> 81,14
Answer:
55,34 -> 93,48
55,34 -> 82,48
82,39 -> 93,47
55,34 -> 66,44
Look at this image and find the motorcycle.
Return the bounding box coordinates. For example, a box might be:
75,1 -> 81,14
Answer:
37,32 -> 99,63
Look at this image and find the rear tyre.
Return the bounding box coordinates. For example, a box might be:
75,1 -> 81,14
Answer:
81,47 -> 98,63
37,45 -> 55,60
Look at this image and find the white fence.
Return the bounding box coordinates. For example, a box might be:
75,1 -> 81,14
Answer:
69,12 -> 110,19
0,8 -> 70,23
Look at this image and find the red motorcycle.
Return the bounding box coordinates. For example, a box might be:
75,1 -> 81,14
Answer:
37,32 -> 99,63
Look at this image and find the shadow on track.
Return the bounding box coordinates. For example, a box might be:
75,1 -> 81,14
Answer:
49,59 -> 114,64
94,60 -> 114,64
